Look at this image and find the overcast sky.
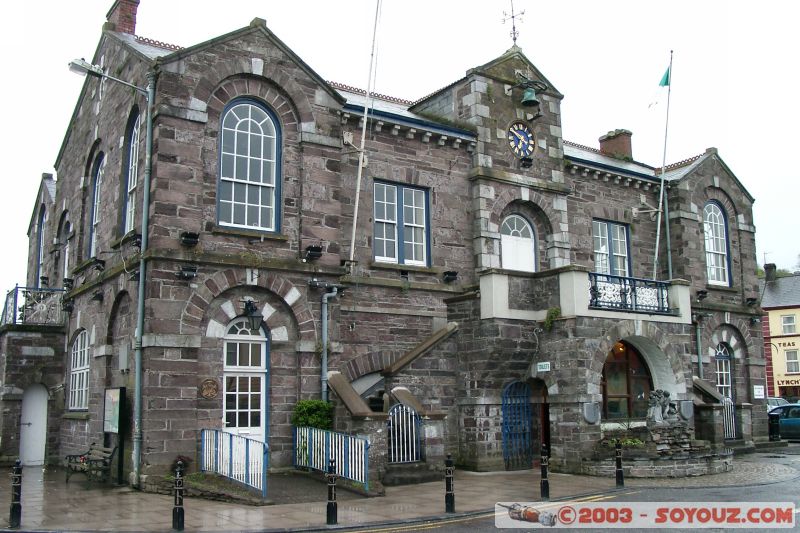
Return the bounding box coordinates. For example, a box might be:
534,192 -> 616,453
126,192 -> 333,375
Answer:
0,0 -> 797,293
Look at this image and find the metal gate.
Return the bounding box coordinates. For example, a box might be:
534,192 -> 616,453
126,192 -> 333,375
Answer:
722,396 -> 737,440
388,404 -> 422,463
502,381 -> 533,470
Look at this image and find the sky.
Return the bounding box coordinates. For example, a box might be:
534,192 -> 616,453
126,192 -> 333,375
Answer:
0,0 -> 798,293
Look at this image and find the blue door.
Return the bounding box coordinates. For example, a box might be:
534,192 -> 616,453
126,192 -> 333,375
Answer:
501,381 -> 533,470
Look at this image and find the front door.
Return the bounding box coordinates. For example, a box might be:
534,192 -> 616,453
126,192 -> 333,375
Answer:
19,384 -> 48,466
502,381 -> 533,470
222,319 -> 269,443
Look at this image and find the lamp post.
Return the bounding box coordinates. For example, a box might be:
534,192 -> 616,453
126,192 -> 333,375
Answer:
69,58 -> 155,486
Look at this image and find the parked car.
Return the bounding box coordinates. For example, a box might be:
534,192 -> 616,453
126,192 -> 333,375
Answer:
768,397 -> 790,411
768,404 -> 800,439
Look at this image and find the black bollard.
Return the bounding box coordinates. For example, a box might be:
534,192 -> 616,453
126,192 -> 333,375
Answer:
172,460 -> 185,531
615,440 -> 624,488
326,458 -> 337,525
444,454 -> 455,513
540,444 -> 549,501
9,460 -> 21,529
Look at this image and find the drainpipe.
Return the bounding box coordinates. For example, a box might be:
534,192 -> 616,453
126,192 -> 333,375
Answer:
694,315 -> 704,380
320,287 -> 339,402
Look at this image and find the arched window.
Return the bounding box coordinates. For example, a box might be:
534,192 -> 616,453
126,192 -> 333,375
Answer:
122,111 -> 141,235
69,331 -> 89,410
703,202 -> 729,286
35,206 -> 47,288
223,318 -> 269,442
714,342 -> 733,400
500,214 -> 536,272
218,100 -> 280,232
602,341 -> 652,419
60,217 -> 72,285
88,154 -> 105,258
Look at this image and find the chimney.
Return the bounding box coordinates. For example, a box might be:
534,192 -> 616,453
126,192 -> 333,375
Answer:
106,0 -> 140,35
599,129 -> 633,160
765,263 -> 777,282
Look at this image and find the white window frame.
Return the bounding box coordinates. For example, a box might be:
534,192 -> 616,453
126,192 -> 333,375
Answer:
703,202 -> 729,286
89,156 -> 105,258
373,182 -> 428,266
36,208 -> 47,287
218,101 -> 278,231
500,214 -> 536,272
714,343 -> 733,400
69,331 -> 89,410
223,319 -> 268,441
782,315 -> 797,335
786,350 -> 800,374
593,220 -> 629,277
124,114 -> 141,234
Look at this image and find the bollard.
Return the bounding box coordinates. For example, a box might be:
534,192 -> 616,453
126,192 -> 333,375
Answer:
444,454 -> 455,513
9,460 -> 22,529
539,444 -> 549,501
172,460 -> 185,531
615,440 -> 624,488
326,458 -> 337,525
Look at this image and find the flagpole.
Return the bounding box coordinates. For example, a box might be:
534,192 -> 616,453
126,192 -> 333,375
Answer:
653,50 -> 673,280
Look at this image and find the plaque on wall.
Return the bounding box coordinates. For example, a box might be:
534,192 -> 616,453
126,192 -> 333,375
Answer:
200,379 -> 219,399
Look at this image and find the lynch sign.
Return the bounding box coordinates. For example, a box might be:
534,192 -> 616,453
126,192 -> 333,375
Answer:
777,378 -> 800,386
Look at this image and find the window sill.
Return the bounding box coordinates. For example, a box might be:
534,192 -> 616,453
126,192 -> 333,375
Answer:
72,257 -> 105,276
370,261 -> 437,274
110,231 -> 141,250
706,284 -> 737,292
211,225 -> 288,241
63,411 -> 90,420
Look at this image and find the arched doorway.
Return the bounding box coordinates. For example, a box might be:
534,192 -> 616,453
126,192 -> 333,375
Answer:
714,342 -> 738,439
19,384 -> 48,466
502,381 -> 532,470
601,341 -> 653,420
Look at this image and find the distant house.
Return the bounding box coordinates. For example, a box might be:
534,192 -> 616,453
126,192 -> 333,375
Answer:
0,0 -> 766,487
760,267 -> 800,400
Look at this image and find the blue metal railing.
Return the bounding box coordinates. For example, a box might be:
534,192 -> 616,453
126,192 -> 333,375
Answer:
1,285 -> 65,327
293,426 -> 369,491
199,429 -> 268,498
588,273 -> 672,314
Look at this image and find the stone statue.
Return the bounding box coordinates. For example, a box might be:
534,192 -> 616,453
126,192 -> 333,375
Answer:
647,389 -> 679,424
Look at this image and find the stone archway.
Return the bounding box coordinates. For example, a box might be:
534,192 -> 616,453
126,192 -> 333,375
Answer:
624,335 -> 687,396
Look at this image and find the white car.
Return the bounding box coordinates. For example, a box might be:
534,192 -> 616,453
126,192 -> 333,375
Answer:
768,397 -> 789,411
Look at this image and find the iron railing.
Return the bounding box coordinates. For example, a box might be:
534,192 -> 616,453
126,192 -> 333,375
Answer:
588,273 -> 671,314
199,429 -> 268,498
1,285 -> 65,327
388,404 -> 423,464
293,426 -> 370,491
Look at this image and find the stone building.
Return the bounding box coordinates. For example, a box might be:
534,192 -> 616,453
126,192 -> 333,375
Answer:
760,266 -> 800,400
0,0 -> 766,485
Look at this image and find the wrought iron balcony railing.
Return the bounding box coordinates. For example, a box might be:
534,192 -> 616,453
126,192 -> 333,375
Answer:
588,273 -> 672,315
1,285 -> 66,327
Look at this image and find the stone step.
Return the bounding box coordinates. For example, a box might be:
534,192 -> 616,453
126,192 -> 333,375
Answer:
382,462 -> 441,486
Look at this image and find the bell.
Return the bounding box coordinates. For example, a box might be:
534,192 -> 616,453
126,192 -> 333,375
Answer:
521,87 -> 540,108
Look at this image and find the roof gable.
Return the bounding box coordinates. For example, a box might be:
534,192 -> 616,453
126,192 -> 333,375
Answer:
27,174 -> 55,236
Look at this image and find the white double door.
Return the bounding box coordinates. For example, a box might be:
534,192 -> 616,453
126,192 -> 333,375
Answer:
19,385 -> 48,466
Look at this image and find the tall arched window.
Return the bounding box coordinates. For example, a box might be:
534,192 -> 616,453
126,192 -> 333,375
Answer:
218,100 -> 280,232
69,330 -> 89,410
223,318 -> 269,442
602,341 -> 653,419
122,111 -> 141,235
714,342 -> 734,400
35,206 -> 47,288
500,214 -> 536,272
88,154 -> 105,258
703,202 -> 729,286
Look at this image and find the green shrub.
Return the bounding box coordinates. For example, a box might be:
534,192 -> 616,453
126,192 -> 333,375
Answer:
290,400 -> 333,429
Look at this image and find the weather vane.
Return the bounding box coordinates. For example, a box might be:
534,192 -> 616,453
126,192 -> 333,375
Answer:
502,0 -> 524,46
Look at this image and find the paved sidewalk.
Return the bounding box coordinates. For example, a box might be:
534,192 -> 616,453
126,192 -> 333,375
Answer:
0,453 -> 796,532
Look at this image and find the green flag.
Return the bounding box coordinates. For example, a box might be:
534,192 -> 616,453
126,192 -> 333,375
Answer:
659,66 -> 670,87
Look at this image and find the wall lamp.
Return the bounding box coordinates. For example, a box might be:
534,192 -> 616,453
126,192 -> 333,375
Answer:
90,290 -> 104,302
696,289 -> 708,301
93,258 -> 106,272
61,298 -> 74,313
242,299 -> 263,331
303,245 -> 323,263
62,277 -> 74,290
39,276 -> 49,287
443,271 -> 459,283
746,297 -> 758,307
180,231 -> 199,247
749,316 -> 761,326
175,265 -> 197,280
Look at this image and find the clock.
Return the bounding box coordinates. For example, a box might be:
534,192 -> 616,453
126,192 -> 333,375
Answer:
507,122 -> 535,159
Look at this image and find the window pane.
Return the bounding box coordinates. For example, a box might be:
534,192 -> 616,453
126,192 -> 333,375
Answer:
606,399 -> 628,419
233,204 -> 245,225
239,344 -> 249,366
251,394 -> 260,409
238,376 -> 249,392
250,412 -> 261,427
226,413 -> 236,427
226,344 -> 236,366
238,412 -> 249,427
251,345 -> 261,367
225,394 -> 235,409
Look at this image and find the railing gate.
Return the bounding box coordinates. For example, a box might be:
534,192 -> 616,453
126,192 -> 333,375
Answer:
722,396 -> 737,440
502,381 -> 533,470
388,404 -> 422,463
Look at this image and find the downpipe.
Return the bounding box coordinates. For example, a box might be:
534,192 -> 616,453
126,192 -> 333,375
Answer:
310,280 -> 341,402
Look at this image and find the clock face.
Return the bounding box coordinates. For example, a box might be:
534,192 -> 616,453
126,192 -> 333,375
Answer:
507,122 -> 535,158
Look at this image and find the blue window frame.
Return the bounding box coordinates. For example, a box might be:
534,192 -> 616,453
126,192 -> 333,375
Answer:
88,153 -> 105,258
217,98 -> 281,232
373,181 -> 430,266
122,110 -> 141,235
703,201 -> 730,286
592,219 -> 630,277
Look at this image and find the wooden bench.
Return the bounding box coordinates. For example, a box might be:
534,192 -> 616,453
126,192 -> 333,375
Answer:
65,443 -> 117,484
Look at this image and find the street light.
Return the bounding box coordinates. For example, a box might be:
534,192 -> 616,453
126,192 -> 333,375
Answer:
69,58 -> 156,487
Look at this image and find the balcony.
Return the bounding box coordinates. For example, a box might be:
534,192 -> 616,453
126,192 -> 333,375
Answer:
1,285 -> 66,327
479,266 -> 691,324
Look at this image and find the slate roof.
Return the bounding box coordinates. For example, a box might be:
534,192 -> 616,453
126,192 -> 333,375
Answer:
760,275 -> 800,308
